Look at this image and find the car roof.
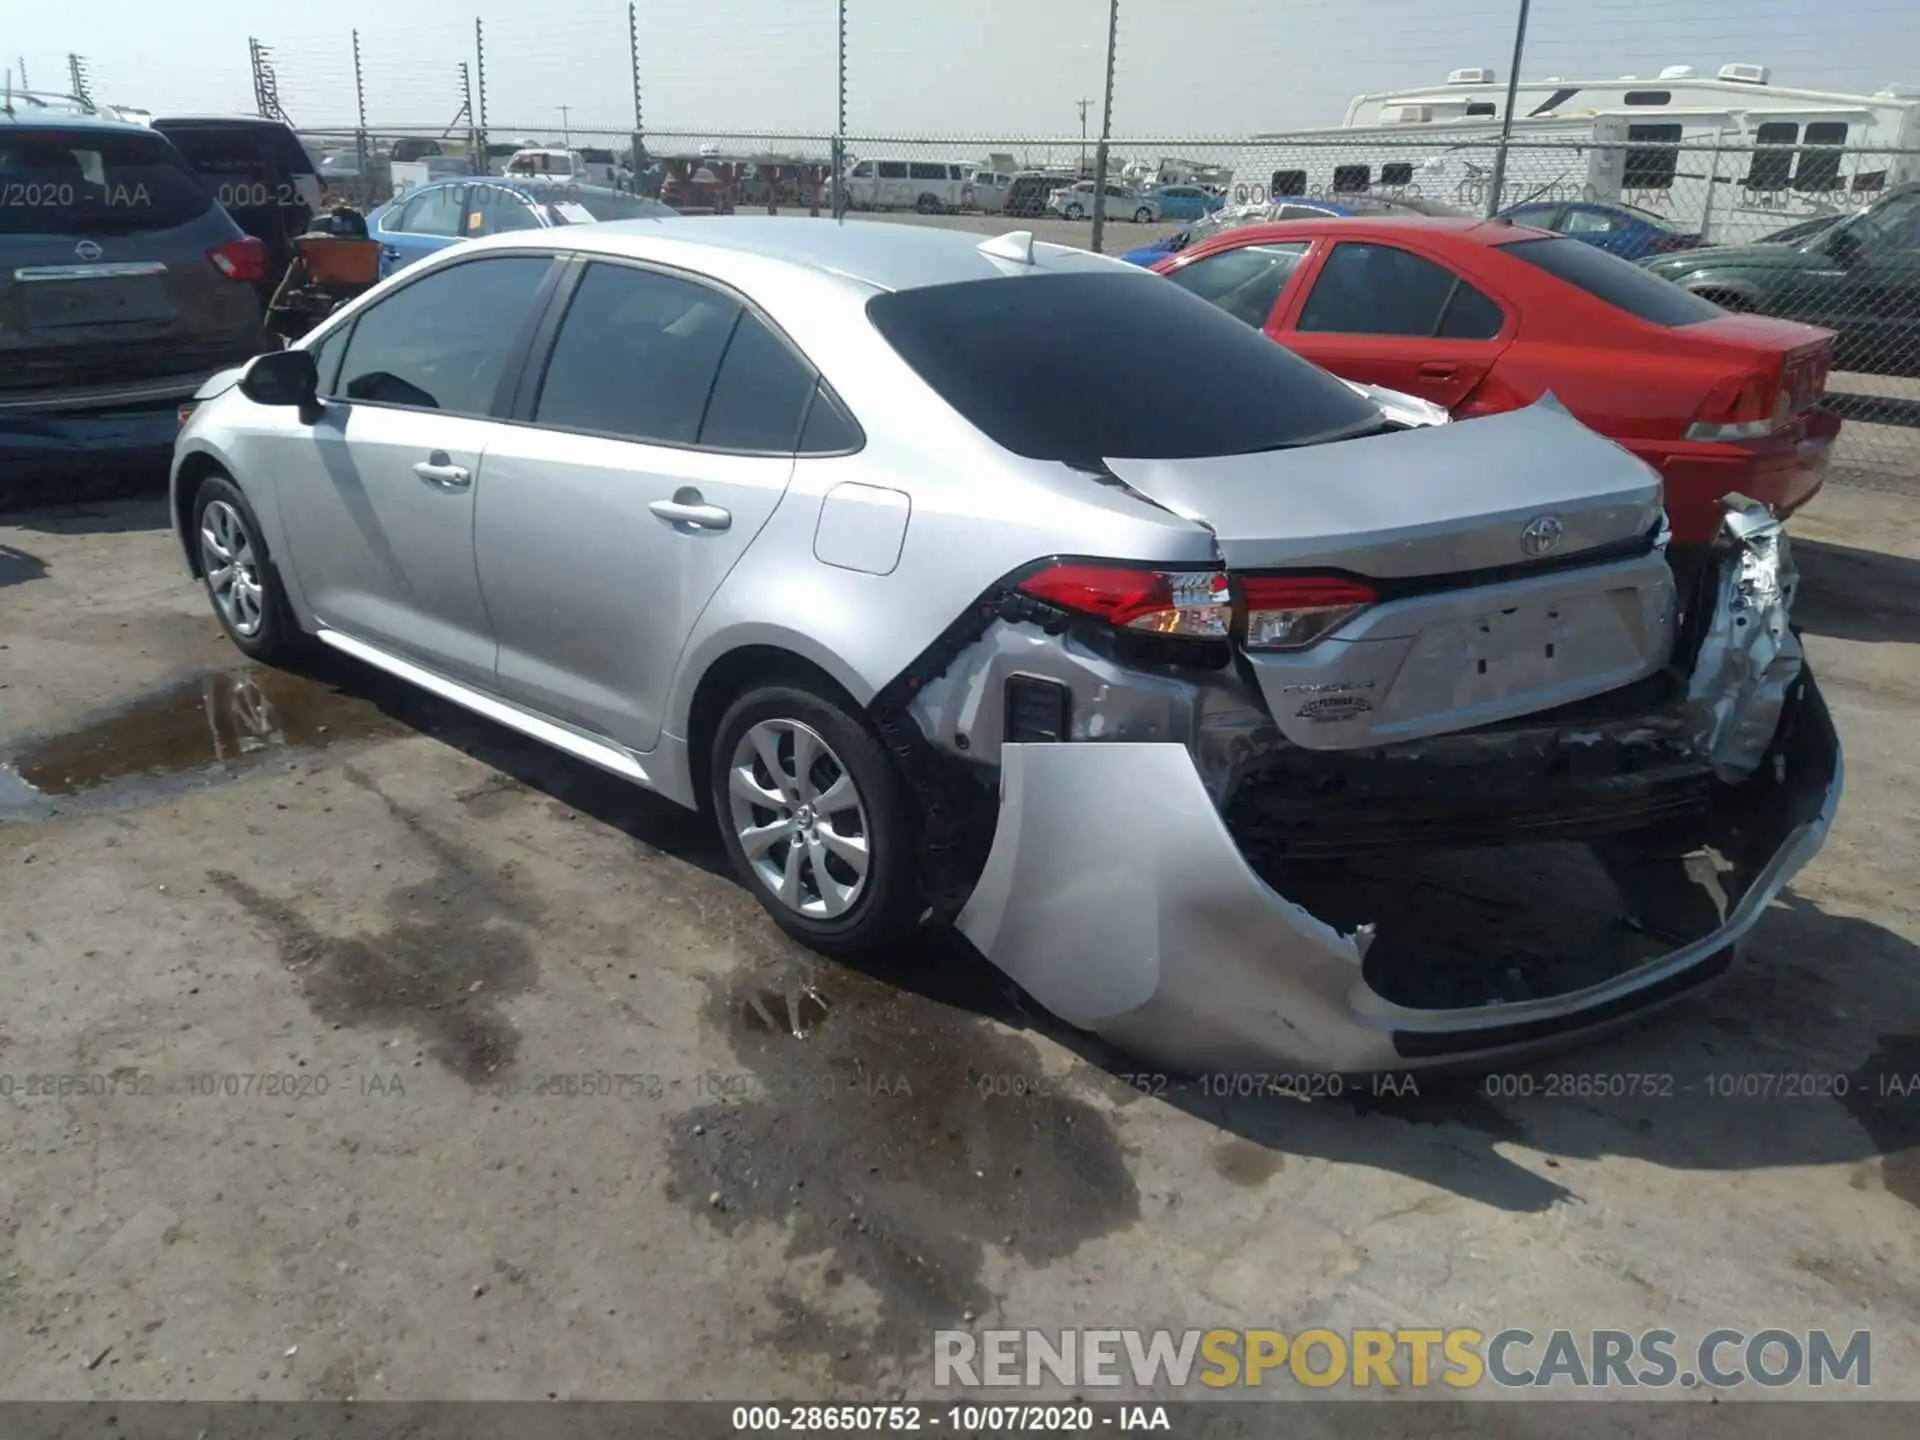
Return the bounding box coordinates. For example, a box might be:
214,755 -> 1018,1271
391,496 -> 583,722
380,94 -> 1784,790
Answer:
0,108 -> 153,133
463,214 -> 1135,292
151,114 -> 299,128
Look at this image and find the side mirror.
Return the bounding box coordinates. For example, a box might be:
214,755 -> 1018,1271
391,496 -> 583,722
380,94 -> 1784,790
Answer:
239,348 -> 318,408
1825,226 -> 1863,265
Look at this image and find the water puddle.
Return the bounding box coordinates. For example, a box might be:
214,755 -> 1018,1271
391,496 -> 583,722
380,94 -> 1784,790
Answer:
0,667 -> 399,821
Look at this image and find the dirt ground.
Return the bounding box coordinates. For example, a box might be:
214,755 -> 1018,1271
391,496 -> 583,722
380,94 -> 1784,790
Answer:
1,459 -> 1918,1403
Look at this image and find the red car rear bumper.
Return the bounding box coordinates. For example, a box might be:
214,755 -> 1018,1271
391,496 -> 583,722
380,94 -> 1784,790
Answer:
1631,409 -> 1840,544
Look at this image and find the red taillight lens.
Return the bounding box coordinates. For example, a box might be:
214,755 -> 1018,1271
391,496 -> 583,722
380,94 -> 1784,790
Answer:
208,236 -> 269,283
1017,562 -> 1232,639
1241,575 -> 1378,650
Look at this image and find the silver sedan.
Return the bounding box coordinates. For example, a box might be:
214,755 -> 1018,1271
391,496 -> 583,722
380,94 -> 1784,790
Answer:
172,217 -> 1839,1074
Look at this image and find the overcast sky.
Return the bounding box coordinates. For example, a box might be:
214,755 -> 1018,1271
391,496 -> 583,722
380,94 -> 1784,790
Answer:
8,0 -> 1913,139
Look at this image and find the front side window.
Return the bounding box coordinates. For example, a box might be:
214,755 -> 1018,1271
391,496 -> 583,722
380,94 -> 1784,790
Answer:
533,262 -> 740,445
334,255 -> 553,413
1297,243 -> 1503,340
877,161 -> 908,180
1502,235 -> 1724,325
471,189 -> 543,235
1163,242 -> 1310,329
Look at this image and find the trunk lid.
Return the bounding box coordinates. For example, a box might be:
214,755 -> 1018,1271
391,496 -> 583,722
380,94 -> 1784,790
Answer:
1681,312 -> 1835,415
1104,399 -> 1675,751
1102,398 -> 1662,577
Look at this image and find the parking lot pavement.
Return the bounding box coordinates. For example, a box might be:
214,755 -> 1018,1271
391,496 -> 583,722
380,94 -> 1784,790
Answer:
1,483 -> 1917,1403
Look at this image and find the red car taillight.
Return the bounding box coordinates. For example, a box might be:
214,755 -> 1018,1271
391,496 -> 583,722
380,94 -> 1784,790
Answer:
1686,366 -> 1790,442
1241,575 -> 1378,650
208,236 -> 269,283
1017,562 -> 1233,640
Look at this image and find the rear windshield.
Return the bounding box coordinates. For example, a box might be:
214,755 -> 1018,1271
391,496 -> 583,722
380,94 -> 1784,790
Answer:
157,122 -> 314,177
866,271 -> 1383,463
0,129 -> 217,235
1501,235 -> 1724,326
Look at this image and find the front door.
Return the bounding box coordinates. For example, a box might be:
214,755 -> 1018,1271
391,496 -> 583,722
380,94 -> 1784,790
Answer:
1279,239 -> 1514,409
271,252 -> 558,688
375,183 -> 468,277
473,259 -> 814,751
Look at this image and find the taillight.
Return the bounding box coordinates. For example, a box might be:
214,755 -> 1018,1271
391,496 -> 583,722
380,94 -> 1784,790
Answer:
1686,368 -> 1790,442
1241,575 -> 1377,651
208,236 -> 270,283
1017,562 -> 1232,640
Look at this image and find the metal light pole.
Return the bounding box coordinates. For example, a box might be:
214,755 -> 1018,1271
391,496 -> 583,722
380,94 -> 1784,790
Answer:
1087,0 -> 1118,254
1076,97 -> 1092,175
1483,0 -> 1532,217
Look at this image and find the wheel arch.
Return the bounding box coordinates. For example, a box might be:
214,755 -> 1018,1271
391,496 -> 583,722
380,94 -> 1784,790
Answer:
172,447 -> 235,578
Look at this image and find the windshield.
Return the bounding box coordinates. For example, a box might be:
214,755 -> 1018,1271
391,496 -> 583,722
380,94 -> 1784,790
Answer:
546,190 -> 678,223
0,128 -> 217,235
866,271 -> 1382,464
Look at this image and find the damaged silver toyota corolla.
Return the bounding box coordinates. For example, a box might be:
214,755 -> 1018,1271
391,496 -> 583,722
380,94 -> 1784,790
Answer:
172,218 -> 1840,1074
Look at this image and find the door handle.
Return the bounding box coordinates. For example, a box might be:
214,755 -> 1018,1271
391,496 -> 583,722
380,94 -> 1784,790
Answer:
1418,362 -> 1458,380
649,495 -> 732,532
413,455 -> 471,490
382,246 -> 402,262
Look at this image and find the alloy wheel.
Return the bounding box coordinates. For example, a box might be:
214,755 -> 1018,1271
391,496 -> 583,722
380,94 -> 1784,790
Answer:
727,718 -> 871,920
199,499 -> 267,638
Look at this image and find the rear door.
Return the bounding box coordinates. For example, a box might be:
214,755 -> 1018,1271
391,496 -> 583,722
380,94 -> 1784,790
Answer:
270,252 -> 560,686
1277,238 -> 1514,409
474,259 -> 811,751
0,125 -> 264,409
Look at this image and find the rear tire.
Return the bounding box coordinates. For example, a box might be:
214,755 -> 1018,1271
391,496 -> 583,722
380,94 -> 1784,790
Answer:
1133,206 -> 1153,223
1065,202 -> 1085,220
710,683 -> 922,956
190,473 -> 312,665
915,193 -> 939,214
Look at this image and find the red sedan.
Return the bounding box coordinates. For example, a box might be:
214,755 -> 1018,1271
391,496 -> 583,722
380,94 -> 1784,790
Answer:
1149,217 -> 1841,543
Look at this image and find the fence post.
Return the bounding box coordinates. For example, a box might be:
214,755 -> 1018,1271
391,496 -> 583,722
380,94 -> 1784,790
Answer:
472,18 -> 490,182
628,2 -> 646,192
351,30 -> 371,210
832,0 -> 848,218
1483,0 -> 1532,218
459,63 -> 481,176
1088,0 -> 1118,253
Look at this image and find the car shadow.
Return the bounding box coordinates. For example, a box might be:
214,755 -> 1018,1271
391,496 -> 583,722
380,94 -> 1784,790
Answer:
0,543 -> 47,589
1792,537 -> 1920,647
1,496 -> 173,536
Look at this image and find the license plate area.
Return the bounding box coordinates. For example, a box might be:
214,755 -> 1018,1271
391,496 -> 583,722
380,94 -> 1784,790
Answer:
22,271 -> 175,329
1383,587 -> 1654,723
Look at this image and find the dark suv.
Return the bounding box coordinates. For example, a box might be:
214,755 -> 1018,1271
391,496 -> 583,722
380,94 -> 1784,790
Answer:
1,112 -> 268,502
1643,183 -> 1920,377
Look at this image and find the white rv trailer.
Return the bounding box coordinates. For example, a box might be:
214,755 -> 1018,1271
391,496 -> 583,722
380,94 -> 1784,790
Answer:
1252,63 -> 1920,241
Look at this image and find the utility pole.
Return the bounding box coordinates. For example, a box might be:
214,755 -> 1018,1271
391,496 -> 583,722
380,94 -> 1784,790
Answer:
1076,97 -> 1092,175
1483,0 -> 1532,217
1088,0 -> 1119,254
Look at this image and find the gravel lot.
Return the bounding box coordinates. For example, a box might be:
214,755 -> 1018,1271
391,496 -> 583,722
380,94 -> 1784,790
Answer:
1,230 -> 1918,1404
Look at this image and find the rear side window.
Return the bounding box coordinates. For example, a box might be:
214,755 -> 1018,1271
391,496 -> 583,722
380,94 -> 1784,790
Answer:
396,186 -> 466,236
158,122 -> 314,178
698,312 -> 818,451
877,162 -> 908,179
336,255 -> 553,414
798,383 -> 862,454
1502,235 -> 1724,325
0,129 -> 215,235
866,271 -> 1381,464
534,262 -> 740,445
1162,243 -> 1309,329
1297,243 -> 1504,340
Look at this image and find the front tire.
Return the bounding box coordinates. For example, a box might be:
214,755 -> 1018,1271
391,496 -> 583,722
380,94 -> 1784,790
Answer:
1065,202 -> 1084,219
191,473 -> 311,664
1133,206 -> 1152,223
710,684 -> 922,955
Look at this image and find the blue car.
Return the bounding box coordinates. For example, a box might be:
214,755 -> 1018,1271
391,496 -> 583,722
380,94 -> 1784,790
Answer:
1140,183 -> 1224,222
1498,200 -> 1700,260
1117,193 -> 1464,266
368,175 -> 677,277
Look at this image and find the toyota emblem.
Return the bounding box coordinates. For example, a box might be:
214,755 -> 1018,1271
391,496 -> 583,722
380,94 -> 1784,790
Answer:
74,239 -> 103,261
1521,515 -> 1564,558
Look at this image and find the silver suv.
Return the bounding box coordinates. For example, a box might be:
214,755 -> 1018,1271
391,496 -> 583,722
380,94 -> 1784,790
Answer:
170,218 -> 1839,1074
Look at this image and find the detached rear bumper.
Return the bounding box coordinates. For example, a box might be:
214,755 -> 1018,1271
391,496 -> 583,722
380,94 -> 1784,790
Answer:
957,671 -> 1839,1073
954,503 -> 1842,1075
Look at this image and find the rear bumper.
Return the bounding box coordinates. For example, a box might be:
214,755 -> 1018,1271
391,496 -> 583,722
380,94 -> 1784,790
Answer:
957,673 -> 1839,1074
0,401 -> 184,493
1636,410 -> 1837,544
954,504 -> 1841,1074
